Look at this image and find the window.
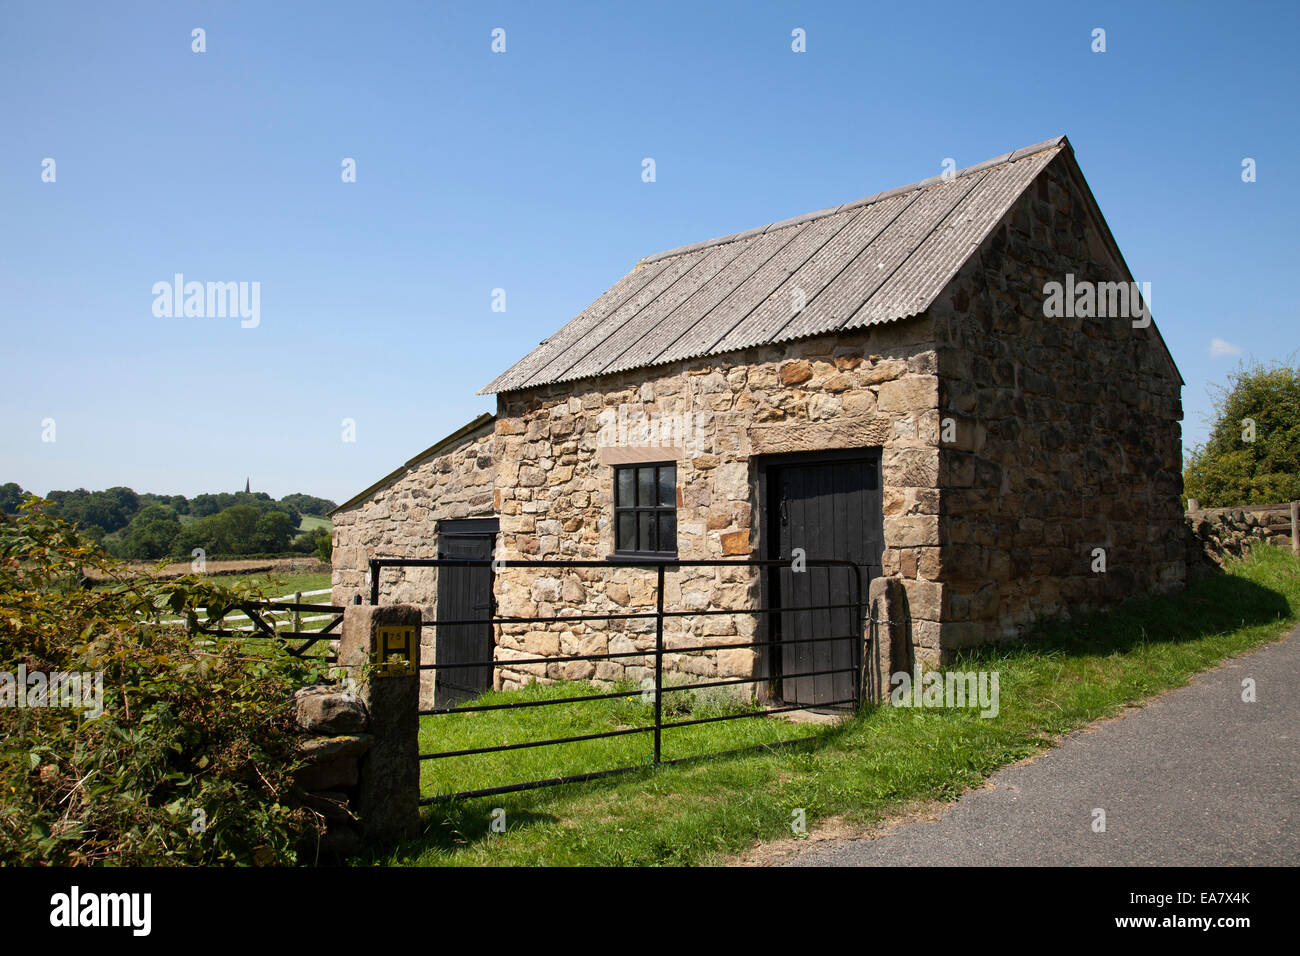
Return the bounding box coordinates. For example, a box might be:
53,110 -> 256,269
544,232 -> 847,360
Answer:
613,462 -> 676,555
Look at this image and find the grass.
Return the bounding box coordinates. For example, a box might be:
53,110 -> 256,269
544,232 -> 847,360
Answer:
418,681 -> 817,801
236,571 -> 332,598
371,545 -> 1300,867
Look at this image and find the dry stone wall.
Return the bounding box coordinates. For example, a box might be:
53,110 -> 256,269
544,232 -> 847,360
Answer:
292,684 -> 371,859
1186,508 -> 1291,578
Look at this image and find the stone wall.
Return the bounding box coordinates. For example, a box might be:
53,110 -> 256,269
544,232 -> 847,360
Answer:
331,421 -> 495,607
1186,508 -> 1292,578
492,319 -> 940,693
293,684 -> 371,860
929,151 -> 1185,649
331,418 -> 495,705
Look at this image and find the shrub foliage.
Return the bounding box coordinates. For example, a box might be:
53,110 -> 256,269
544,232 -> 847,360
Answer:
0,500 -> 325,865
1183,359 -> 1300,507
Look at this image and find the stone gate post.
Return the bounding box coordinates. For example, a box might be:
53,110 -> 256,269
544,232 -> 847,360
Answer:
338,603 -> 422,843
868,576 -> 910,703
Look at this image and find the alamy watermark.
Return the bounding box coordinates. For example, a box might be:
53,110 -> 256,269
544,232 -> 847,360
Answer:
1042,273 -> 1150,328
1,665 -> 104,719
50,886 -> 150,936
152,274 -> 260,328
595,405 -> 710,458
889,665 -> 999,718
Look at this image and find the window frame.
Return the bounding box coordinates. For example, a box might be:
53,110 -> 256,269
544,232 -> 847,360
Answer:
611,461 -> 678,558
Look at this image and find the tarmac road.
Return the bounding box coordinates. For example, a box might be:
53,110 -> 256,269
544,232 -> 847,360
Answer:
783,627 -> 1300,866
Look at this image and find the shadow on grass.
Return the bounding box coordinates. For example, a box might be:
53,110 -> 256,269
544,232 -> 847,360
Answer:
412,805 -> 561,853
953,561 -> 1295,668
368,717 -> 863,862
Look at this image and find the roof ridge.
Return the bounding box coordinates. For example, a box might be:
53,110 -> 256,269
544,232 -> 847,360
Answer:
635,135 -> 1069,267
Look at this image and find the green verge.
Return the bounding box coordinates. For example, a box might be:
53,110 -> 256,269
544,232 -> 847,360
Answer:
372,546 -> 1299,867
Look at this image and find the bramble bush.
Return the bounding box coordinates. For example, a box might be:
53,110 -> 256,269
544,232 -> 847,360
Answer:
0,499 -> 327,865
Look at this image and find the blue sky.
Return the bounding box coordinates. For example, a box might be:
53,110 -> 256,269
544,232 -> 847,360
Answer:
2,0 -> 1296,504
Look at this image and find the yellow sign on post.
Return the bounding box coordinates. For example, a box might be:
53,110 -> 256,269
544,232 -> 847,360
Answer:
375,625 -> 417,677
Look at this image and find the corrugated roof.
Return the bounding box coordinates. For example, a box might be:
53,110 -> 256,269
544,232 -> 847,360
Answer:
481,137 -> 1068,394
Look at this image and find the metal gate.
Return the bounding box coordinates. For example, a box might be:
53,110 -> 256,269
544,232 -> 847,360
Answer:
369,555 -> 873,802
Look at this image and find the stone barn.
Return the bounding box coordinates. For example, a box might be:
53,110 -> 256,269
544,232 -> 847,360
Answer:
331,135 -> 1185,709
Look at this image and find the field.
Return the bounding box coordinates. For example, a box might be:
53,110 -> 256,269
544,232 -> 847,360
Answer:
297,515 -> 332,533
92,556 -> 330,584
234,569 -> 332,598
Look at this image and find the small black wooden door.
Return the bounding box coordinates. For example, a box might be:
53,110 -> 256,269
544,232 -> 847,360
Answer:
767,454 -> 883,708
435,519 -> 498,707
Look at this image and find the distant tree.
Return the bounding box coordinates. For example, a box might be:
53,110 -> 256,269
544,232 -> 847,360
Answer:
1184,359 -> 1300,507
174,506 -> 245,557
279,493 -> 337,517
251,511 -> 295,554
0,483 -> 25,514
190,494 -> 222,518
104,486 -> 140,519
291,525 -> 332,557
44,487 -> 137,533
8,484 -> 328,558
219,506 -> 263,554
173,518 -> 223,558
137,492 -> 186,515
100,533 -> 128,560
124,505 -> 181,560
42,489 -> 82,525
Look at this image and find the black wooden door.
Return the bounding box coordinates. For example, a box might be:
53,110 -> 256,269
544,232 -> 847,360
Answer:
768,454 -> 883,708
435,519 -> 497,707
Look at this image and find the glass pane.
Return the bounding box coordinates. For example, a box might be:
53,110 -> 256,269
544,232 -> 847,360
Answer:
617,468 -> 635,508
658,464 -> 676,507
639,511 -> 656,553
637,467 -> 655,507
658,512 -> 677,553
617,512 -> 635,552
